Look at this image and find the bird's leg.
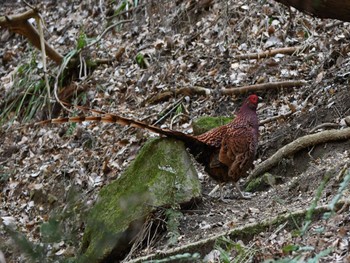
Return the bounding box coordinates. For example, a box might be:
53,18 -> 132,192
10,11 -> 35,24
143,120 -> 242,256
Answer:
219,184 -> 229,203
208,184 -> 220,197
208,183 -> 231,202
234,182 -> 254,199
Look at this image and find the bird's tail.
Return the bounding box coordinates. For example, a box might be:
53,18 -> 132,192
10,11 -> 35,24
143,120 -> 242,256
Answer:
36,103 -> 205,147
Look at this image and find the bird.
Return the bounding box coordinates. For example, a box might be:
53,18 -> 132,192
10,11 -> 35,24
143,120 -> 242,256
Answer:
37,94 -> 260,199
196,94 -> 260,199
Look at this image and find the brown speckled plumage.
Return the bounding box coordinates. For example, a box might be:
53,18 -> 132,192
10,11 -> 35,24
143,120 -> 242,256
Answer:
39,95 -> 260,199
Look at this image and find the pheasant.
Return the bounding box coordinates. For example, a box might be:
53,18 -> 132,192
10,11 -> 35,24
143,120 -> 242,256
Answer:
38,94 -> 260,199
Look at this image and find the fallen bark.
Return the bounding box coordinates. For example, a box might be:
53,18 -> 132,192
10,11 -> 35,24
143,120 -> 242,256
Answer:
249,128 -> 350,180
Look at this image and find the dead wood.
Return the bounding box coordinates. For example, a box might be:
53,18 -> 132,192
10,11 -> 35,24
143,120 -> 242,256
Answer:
260,111 -> 293,125
222,80 -> 306,95
147,86 -> 211,104
148,81 -> 305,103
233,46 -> 303,60
249,128 -> 350,180
0,9 -> 63,64
127,200 -> 348,263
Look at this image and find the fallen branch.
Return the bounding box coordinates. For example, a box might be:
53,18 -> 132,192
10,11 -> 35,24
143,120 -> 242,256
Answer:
249,128 -> 350,180
127,200 -> 348,263
233,46 -> 303,60
260,111 -> 293,125
148,81 -> 305,103
222,80 -> 306,95
147,86 -> 211,104
0,9 -> 63,64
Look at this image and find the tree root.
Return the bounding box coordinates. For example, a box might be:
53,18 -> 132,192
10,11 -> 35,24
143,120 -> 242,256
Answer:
249,128 -> 350,180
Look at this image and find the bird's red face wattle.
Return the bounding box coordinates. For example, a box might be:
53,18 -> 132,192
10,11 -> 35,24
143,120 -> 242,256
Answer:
248,94 -> 259,105
243,94 -> 259,110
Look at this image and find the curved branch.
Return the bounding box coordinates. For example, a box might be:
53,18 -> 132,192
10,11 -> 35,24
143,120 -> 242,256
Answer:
0,10 -> 63,64
249,128 -> 350,180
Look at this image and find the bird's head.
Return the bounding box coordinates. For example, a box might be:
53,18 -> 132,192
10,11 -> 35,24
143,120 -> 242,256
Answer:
243,94 -> 260,111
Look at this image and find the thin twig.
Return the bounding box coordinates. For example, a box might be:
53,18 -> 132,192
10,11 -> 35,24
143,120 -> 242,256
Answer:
84,19 -> 133,50
233,46 -> 303,60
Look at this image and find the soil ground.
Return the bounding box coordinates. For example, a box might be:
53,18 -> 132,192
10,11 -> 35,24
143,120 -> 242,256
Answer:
1,1 -> 350,262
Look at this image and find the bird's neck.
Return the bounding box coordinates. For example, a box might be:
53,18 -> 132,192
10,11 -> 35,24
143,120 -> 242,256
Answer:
238,106 -> 259,130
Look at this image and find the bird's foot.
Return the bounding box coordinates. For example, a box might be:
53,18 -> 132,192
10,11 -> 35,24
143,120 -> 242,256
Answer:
238,191 -> 255,200
235,182 -> 255,200
219,196 -> 234,203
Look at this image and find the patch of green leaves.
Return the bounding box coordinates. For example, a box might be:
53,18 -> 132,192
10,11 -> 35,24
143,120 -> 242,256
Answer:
135,52 -> 148,68
114,0 -> 127,16
77,31 -> 88,49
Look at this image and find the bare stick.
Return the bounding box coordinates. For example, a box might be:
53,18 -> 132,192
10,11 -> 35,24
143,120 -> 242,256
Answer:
84,19 -> 133,49
260,111 -> 293,125
222,80 -> 306,95
233,46 -> 303,60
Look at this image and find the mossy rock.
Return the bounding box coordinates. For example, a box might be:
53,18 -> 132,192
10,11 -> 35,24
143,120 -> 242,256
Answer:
245,173 -> 283,192
192,116 -> 233,135
78,138 -> 201,262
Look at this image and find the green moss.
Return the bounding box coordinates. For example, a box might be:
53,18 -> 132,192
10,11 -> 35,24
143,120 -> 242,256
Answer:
192,116 -> 233,135
79,138 -> 201,262
245,173 -> 282,192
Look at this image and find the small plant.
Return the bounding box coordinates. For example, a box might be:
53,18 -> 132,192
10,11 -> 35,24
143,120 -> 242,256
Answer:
164,207 -> 182,246
135,52 -> 148,68
267,169 -> 350,262
0,54 -> 49,125
214,236 -> 257,263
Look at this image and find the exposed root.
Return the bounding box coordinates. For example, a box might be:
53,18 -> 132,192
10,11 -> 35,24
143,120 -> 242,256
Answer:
249,128 -> 350,180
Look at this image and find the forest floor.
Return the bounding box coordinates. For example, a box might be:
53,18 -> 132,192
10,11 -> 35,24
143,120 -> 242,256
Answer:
1,0 -> 350,262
